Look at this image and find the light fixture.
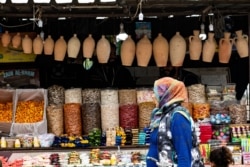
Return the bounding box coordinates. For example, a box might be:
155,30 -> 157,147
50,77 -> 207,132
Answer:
199,14 -> 207,40
100,0 -> 116,2
11,0 -> 28,3
116,22 -> 128,42
96,16 -> 108,19
40,30 -> 44,40
208,12 -> 214,31
58,17 -> 67,20
55,0 -> 72,3
78,0 -> 94,3
168,15 -> 174,18
38,19 -> 43,28
138,0 -> 143,20
33,0 -> 50,3
138,12 -> 143,21
199,23 -> 207,40
0,0 -> 6,3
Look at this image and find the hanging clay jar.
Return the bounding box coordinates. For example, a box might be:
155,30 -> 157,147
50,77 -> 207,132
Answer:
153,33 -> 169,67
67,34 -> 80,59
83,34 -> 95,59
170,32 -> 186,67
96,35 -> 111,64
54,36 -> 67,61
136,35 -> 152,67
33,34 -> 44,55
202,32 -> 217,63
121,35 -> 136,66
234,29 -> 249,58
22,34 -> 32,54
218,32 -> 233,63
12,32 -> 21,49
44,35 -> 54,55
1,31 -> 11,47
189,30 -> 202,60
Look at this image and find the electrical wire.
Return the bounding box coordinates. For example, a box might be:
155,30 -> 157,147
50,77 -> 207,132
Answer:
131,0 -> 143,20
0,22 -> 33,28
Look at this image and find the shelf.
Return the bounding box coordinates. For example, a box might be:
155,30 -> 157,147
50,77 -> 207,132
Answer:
0,145 -> 149,152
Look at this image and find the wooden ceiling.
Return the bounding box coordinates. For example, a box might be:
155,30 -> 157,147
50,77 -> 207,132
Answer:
0,0 -> 250,19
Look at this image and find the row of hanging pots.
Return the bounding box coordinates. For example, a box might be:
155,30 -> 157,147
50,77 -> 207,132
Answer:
1,29 -> 248,67
122,29 -> 248,67
0,32 -> 107,64
1,31 -> 44,55
1,31 -> 43,54
189,29 -> 249,63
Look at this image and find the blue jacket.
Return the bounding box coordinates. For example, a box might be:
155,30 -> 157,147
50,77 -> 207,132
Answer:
146,107 -> 192,167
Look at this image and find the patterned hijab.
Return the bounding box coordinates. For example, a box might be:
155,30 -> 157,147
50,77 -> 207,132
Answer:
149,77 -> 188,130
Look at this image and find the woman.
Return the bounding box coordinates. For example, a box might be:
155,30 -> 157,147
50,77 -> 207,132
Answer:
146,77 -> 193,167
209,146 -> 234,167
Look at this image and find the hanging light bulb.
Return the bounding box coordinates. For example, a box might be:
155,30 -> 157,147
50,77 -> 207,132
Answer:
208,13 -> 214,31
138,0 -> 143,21
40,30 -> 44,40
199,14 -> 207,40
139,12 -> 143,21
116,22 -> 128,42
199,23 -> 207,40
209,23 -> 214,31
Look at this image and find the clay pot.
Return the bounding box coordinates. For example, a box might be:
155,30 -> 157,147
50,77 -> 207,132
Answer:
202,32 -> 217,62
218,32 -> 233,63
136,35 -> 152,67
189,30 -> 202,60
234,30 -> 249,58
44,35 -> 54,55
67,34 -> 80,59
22,34 -> 32,54
170,32 -> 186,67
1,31 -> 11,47
83,34 -> 95,58
54,36 -> 67,61
96,35 -> 111,64
121,35 -> 136,66
12,32 -> 21,48
153,33 -> 169,67
33,34 -> 43,55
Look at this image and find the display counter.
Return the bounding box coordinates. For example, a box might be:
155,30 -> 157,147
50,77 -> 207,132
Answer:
0,146 -> 249,167
0,145 -> 149,163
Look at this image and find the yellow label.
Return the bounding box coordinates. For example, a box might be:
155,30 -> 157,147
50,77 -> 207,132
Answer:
0,45 -> 37,63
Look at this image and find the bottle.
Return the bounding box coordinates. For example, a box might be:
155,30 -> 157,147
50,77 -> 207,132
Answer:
110,154 -> 117,165
1,137 -> 6,148
33,136 -> 40,148
15,139 -> 21,148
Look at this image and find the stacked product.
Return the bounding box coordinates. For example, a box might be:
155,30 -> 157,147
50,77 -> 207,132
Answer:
82,88 -> 101,135
136,88 -> 155,129
105,128 -> 116,146
124,129 -> 132,145
138,131 -> 146,145
199,122 -> 213,143
210,101 -> 231,143
68,151 -> 81,165
187,84 -> 210,121
64,88 -> 82,136
100,89 -> 119,132
131,128 -> 139,145
118,89 -> 138,129
47,85 -> 65,136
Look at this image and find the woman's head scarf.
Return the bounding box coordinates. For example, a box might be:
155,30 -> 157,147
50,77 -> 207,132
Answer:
149,77 -> 188,130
